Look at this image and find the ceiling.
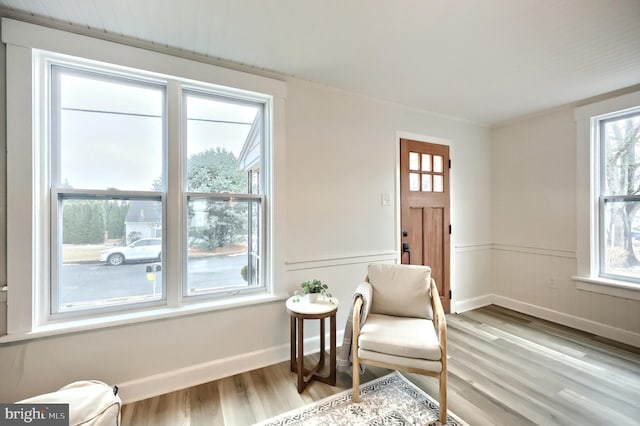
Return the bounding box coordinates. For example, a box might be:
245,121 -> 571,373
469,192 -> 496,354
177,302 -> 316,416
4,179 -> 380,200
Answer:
0,0 -> 639,126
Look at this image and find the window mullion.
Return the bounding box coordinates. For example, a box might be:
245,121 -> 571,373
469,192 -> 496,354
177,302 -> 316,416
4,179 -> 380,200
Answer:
166,80 -> 183,308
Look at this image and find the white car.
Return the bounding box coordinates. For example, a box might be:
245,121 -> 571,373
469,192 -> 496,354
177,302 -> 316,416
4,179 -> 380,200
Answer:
100,238 -> 162,266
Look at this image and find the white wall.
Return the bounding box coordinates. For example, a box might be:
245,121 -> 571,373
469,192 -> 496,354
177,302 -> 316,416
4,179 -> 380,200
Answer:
284,80 -> 493,306
0,50 -> 492,401
491,107 -> 640,346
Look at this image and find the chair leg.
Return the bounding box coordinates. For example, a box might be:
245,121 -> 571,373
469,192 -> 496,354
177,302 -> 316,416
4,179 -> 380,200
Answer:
352,346 -> 360,402
439,369 -> 447,424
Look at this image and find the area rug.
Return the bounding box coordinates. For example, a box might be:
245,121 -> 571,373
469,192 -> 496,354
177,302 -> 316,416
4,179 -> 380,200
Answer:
253,371 -> 468,426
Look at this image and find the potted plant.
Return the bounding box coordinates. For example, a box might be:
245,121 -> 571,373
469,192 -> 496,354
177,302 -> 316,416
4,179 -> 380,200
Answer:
300,279 -> 332,303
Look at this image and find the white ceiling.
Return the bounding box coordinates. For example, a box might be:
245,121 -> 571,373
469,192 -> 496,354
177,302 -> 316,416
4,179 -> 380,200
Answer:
1,0 -> 639,125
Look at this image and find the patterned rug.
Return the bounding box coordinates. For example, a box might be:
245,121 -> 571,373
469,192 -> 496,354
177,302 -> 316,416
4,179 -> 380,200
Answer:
253,371 -> 468,426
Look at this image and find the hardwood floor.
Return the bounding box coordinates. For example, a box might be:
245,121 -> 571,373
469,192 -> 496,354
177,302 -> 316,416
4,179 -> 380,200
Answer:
121,305 -> 640,425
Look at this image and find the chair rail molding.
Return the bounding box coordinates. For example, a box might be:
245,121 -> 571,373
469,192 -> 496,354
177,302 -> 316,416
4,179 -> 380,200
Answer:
492,243 -> 576,259
284,251 -> 397,272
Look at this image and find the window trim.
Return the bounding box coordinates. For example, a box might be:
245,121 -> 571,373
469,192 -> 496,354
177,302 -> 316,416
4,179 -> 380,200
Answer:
574,89 -> 640,295
2,18 -> 287,339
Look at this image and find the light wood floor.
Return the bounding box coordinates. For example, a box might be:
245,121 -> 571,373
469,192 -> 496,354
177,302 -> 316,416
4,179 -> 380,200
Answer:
121,305 -> 640,425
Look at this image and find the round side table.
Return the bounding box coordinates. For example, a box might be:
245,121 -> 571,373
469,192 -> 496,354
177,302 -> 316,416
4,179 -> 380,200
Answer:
286,295 -> 339,393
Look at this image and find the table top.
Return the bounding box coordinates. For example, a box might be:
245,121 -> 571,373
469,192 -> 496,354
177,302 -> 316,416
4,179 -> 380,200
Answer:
286,295 -> 339,315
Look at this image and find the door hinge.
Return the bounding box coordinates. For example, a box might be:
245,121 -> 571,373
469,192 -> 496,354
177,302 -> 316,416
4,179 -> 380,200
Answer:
449,290 -> 452,299
448,159 -> 451,169
449,224 -> 452,234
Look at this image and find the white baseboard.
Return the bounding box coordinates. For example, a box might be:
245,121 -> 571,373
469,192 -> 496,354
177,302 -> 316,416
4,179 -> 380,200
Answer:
492,295 -> 640,348
452,294 -> 493,313
118,330 -> 344,404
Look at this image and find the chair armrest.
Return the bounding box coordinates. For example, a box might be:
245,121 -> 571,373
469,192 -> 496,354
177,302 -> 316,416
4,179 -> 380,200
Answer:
430,278 -> 447,352
353,296 -> 363,337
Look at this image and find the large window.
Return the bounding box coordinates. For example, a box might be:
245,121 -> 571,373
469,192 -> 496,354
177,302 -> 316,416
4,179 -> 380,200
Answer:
44,56 -> 269,319
44,59 -> 270,318
598,111 -> 640,282
3,18 -> 285,337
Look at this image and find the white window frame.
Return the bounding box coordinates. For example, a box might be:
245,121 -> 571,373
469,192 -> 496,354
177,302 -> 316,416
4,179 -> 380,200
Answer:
574,89 -> 640,301
180,88 -> 267,300
1,18 -> 287,340
48,62 -> 169,318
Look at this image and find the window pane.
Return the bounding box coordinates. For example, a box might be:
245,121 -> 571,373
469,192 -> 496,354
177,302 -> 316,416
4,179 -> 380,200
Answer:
186,197 -> 261,295
409,152 -> 419,171
58,198 -> 163,312
422,174 -> 432,192
185,91 -> 262,193
602,114 -> 640,196
422,154 -> 432,172
602,199 -> 640,280
434,155 -> 444,173
409,173 -> 419,191
54,67 -> 164,191
434,175 -> 444,192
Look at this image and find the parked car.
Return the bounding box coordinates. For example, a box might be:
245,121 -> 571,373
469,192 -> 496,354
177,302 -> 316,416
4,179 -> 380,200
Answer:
100,238 -> 162,266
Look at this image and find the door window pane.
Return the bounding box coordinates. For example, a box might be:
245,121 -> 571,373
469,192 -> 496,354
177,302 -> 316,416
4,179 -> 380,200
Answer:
422,174 -> 432,192
54,67 -> 164,191
422,154 -> 432,172
434,175 -> 444,192
409,152 -> 419,171
409,173 -> 419,191
434,155 -> 444,173
58,197 -> 163,312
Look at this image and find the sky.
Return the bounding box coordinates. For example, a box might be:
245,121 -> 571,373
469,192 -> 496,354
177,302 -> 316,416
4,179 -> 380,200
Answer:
57,71 -> 260,192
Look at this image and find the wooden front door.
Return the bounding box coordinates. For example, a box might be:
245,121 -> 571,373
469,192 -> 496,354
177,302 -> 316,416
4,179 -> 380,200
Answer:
400,138 -> 451,312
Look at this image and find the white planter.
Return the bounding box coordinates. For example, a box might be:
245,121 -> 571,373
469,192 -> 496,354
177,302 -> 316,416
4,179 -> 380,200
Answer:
307,293 -> 319,303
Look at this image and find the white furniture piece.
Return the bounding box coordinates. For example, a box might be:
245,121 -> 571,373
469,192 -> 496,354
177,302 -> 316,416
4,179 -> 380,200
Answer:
351,264 -> 448,424
18,380 -> 121,426
286,295 -> 339,392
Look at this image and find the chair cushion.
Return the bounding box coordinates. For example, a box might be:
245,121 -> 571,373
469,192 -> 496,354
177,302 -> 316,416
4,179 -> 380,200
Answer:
367,264 -> 433,319
358,314 -> 441,361
358,349 -> 443,373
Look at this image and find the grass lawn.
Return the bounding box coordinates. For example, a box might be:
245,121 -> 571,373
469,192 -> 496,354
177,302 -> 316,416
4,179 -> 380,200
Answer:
62,245 -> 107,263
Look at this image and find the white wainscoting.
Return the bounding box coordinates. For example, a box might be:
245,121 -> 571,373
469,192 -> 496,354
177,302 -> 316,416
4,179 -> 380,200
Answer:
120,245 -> 640,404
454,243 -> 640,348
451,243 -> 493,312
117,252 -> 396,404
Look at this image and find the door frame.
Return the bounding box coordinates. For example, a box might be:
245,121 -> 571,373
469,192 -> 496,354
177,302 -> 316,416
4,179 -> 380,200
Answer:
395,130 -> 456,310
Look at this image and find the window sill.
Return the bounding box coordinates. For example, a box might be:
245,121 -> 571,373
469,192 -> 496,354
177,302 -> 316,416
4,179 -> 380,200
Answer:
571,275 -> 640,301
0,292 -> 289,344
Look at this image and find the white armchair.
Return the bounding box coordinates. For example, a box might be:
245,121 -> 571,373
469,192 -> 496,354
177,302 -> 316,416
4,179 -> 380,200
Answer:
352,264 -> 447,424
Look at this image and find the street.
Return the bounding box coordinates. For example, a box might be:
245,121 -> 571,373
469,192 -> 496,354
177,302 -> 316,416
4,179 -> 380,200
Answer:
59,254 -> 248,308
